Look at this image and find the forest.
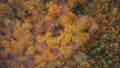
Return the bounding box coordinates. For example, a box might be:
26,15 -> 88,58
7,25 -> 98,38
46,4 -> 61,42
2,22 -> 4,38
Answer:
0,0 -> 120,68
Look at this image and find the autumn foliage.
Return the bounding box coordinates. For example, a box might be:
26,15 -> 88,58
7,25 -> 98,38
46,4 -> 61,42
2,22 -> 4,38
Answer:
0,0 -> 120,68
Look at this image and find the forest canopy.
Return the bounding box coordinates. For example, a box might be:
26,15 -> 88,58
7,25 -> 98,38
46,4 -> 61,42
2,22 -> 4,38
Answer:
0,0 -> 120,68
